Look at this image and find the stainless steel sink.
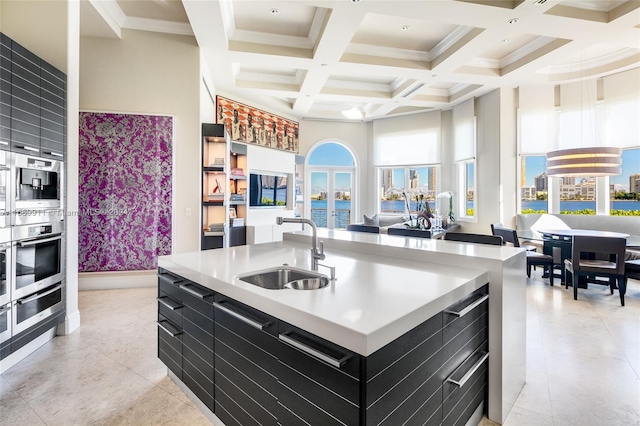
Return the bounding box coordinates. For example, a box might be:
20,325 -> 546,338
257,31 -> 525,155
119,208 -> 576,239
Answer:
237,266 -> 329,290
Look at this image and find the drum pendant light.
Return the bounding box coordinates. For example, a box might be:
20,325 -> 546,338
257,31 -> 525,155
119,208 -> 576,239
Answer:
546,55 -> 621,177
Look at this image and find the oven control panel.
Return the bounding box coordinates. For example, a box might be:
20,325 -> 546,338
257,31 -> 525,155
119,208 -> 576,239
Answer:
28,225 -> 53,237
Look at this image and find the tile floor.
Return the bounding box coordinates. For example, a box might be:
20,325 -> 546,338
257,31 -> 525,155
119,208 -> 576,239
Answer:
1,273 -> 639,426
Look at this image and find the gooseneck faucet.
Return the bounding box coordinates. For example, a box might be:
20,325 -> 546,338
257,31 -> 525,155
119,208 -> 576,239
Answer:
276,217 -> 325,270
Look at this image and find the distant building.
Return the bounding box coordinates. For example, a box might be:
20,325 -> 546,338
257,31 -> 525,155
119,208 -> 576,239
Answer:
409,169 -> 419,189
630,174 -> 640,193
521,186 -> 537,200
534,172 -> 547,192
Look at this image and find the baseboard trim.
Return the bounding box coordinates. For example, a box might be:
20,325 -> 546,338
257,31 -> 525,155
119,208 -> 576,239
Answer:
79,270 -> 156,291
57,309 -> 81,335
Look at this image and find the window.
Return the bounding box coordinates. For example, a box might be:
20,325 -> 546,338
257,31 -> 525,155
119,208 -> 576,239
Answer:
457,160 -> 475,219
520,155 -> 548,213
377,166 -> 438,214
611,147 -> 640,215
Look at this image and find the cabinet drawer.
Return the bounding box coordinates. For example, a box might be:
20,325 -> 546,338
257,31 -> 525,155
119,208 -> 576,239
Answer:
183,314 -> 214,355
183,349 -> 214,411
366,333 -> 443,426
158,296 -> 182,328
11,84 -> 39,107
442,345 -> 488,426
157,319 -> 182,380
443,285 -> 488,328
441,314 -> 488,382
183,343 -> 213,379
215,373 -> 279,426
215,355 -> 279,426
180,281 -> 214,318
276,323 -> 361,419
214,294 -> 278,337
277,379 -> 353,426
183,305 -> 213,340
158,272 -> 183,302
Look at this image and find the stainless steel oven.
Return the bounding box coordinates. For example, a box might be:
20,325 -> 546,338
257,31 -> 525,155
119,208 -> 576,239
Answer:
11,222 -> 64,300
0,302 -> 10,345
0,228 -> 11,306
0,151 -> 10,229
12,281 -> 64,335
13,153 -> 63,225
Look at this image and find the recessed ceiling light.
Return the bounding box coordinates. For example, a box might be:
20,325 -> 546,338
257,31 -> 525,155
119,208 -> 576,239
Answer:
501,39 -> 510,43
401,25 -> 410,31
432,74 -> 438,77
270,8 -> 279,15
320,63 -> 329,68
351,0 -> 361,3
508,18 -> 519,24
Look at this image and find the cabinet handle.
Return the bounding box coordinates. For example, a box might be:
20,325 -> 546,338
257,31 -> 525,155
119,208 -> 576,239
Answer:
157,320 -> 181,337
444,294 -> 488,318
42,151 -> 63,157
15,145 -> 39,152
214,302 -> 270,330
0,305 -> 10,315
179,283 -> 212,299
156,296 -> 182,310
446,351 -> 489,388
17,284 -> 63,304
279,333 -> 348,368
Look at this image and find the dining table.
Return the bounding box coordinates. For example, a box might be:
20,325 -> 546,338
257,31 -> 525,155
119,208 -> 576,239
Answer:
517,228 -> 639,285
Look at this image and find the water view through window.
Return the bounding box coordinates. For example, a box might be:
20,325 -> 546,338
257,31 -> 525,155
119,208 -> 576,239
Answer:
520,148 -> 640,215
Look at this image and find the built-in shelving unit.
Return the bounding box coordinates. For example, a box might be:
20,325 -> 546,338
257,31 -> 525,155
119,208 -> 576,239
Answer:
201,124 -> 248,250
201,123 -> 228,249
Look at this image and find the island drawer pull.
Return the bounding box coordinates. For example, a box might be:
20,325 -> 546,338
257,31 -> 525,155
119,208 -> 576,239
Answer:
444,294 -> 488,318
446,351 -> 489,388
179,283 -> 212,299
157,320 -> 182,337
214,302 -> 270,330
157,296 -> 182,310
279,333 -> 348,368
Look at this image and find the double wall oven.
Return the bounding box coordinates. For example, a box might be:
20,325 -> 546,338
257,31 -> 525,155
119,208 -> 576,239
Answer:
1,152 -> 65,357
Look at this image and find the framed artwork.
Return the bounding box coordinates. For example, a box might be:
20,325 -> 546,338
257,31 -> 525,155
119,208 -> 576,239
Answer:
216,96 -> 299,153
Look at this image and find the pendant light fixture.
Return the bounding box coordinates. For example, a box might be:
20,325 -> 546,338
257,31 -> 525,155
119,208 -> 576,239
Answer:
546,53 -> 622,177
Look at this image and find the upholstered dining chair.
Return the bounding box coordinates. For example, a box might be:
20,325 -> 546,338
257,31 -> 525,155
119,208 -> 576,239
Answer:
444,232 -> 503,246
387,227 -> 432,238
492,226 -> 554,285
564,236 -> 627,306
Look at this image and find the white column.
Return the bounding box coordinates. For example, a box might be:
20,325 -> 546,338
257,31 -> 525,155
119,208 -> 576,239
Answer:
548,177 -> 561,213
596,176 -> 610,215
59,0 -> 80,335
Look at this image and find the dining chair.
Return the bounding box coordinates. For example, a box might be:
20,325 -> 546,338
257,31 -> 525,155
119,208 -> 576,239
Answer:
492,226 -> 554,285
346,224 -> 379,233
564,236 -> 627,306
443,232 -> 503,246
491,222 -> 537,252
387,227 -> 432,238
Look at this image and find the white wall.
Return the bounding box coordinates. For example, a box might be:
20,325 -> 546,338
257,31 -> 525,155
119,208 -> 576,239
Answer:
80,29 -> 201,255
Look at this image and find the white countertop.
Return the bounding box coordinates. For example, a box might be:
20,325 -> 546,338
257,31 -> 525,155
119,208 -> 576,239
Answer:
159,237 -> 492,356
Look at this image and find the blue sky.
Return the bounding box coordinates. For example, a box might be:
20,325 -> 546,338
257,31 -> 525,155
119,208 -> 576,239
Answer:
309,143 -> 354,193
525,148 -> 639,188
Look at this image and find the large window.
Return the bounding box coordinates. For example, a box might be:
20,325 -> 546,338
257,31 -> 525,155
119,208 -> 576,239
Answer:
457,160 -> 475,219
378,166 -> 438,214
611,147 -> 640,215
520,155 -> 548,213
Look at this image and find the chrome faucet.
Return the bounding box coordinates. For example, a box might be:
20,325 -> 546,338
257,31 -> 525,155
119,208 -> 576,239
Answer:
276,217 -> 325,270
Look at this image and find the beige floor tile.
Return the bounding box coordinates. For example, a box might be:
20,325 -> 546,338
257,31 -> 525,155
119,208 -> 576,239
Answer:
0,277 -> 638,426
89,385 -> 211,426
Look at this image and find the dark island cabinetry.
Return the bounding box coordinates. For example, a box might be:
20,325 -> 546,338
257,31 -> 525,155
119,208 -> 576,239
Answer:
157,268 -> 489,426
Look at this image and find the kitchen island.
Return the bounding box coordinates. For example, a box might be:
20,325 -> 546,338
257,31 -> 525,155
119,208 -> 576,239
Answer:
157,230 -> 525,425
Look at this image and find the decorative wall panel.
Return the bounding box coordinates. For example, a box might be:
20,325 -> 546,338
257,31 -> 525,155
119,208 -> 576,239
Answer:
217,96 -> 299,152
78,112 -> 172,272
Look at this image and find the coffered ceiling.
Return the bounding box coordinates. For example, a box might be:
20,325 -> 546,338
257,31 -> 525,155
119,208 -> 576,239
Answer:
82,0 -> 640,121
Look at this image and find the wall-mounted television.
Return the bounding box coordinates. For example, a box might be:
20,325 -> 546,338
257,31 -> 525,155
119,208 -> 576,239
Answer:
249,172 -> 288,208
